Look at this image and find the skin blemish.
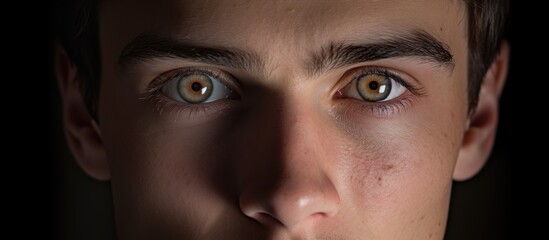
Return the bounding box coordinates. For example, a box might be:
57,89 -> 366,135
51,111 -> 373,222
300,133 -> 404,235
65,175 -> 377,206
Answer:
286,7 -> 296,14
382,164 -> 394,171
374,164 -> 395,186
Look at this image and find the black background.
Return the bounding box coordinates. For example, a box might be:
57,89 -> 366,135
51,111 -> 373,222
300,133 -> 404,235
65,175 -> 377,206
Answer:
47,1 -> 539,239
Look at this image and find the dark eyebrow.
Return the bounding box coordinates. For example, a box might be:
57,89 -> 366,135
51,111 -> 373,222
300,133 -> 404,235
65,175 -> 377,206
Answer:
120,30 -> 453,78
118,33 -> 264,73
308,30 -> 454,76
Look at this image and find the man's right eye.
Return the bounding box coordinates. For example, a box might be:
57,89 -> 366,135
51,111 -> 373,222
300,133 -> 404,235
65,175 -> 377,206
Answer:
161,69 -> 238,104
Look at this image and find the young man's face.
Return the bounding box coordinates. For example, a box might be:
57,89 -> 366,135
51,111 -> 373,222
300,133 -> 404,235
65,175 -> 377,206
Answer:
64,0 -> 504,239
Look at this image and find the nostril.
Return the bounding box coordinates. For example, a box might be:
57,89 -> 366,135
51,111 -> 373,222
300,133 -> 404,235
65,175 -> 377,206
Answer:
240,200 -> 285,227
240,192 -> 340,228
239,172 -> 341,228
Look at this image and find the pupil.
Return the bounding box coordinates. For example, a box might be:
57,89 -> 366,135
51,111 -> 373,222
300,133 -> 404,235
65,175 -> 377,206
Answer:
191,82 -> 202,91
369,81 -> 379,90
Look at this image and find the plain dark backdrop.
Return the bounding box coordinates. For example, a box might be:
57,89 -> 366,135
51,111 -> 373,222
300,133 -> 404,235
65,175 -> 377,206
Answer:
49,1 -> 535,239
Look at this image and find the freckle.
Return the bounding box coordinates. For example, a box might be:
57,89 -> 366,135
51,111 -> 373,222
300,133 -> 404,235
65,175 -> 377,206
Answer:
382,164 -> 394,171
438,222 -> 441,226
420,215 -> 425,220
440,27 -> 443,32
377,176 -> 382,184
286,7 -> 296,14
429,233 -> 433,238
411,219 -> 415,223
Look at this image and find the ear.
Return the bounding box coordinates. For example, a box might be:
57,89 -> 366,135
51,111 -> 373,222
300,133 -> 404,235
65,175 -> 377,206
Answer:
453,41 -> 510,181
55,43 -> 110,180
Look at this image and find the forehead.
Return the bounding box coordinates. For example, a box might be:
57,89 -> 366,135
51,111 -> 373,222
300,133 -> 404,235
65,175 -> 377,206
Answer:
100,0 -> 467,50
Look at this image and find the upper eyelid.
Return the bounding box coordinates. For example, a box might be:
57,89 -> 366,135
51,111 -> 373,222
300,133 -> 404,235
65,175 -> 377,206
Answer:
146,67 -> 241,95
348,66 -> 424,96
147,66 -> 424,98
352,67 -> 405,86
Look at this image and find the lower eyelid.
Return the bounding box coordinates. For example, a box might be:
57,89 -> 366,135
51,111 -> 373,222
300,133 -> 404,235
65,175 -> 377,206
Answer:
140,87 -> 239,120
334,96 -> 415,119
369,98 -> 414,118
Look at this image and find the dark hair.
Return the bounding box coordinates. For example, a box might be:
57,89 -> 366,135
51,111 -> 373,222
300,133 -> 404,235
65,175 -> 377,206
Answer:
51,0 -> 509,119
52,0 -> 100,118
466,0 -> 509,112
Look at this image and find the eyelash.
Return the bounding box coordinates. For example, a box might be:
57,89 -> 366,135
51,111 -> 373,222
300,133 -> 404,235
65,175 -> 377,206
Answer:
336,67 -> 424,118
143,66 -> 423,119
337,97 -> 415,119
141,67 -> 239,119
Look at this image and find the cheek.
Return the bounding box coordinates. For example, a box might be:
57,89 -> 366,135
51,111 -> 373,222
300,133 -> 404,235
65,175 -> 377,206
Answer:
334,122 -> 456,203
328,111 -> 462,236
100,103 -> 246,237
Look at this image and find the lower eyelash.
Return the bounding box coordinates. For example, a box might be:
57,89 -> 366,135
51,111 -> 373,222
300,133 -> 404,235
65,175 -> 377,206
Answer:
156,98 -> 210,119
367,98 -> 413,118
337,97 -> 414,119
139,90 -> 234,120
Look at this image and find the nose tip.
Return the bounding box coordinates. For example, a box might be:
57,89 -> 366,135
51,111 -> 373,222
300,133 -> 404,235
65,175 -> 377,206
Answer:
240,179 -> 340,228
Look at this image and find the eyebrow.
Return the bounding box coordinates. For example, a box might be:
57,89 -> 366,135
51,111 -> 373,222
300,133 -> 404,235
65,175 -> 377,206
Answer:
307,30 -> 455,76
118,33 -> 264,73
119,30 -> 454,77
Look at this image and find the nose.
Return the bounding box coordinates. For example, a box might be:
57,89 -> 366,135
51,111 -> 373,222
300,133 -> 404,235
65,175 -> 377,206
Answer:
240,172 -> 340,228
239,105 -> 340,228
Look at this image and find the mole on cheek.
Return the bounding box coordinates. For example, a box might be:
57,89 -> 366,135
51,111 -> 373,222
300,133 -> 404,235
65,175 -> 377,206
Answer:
382,164 -> 394,171
375,164 -> 395,186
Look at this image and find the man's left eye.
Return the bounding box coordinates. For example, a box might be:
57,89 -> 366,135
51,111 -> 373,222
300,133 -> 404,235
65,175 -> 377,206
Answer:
339,70 -> 407,102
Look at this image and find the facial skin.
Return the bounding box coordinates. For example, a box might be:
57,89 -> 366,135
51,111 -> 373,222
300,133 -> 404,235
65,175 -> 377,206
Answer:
56,0 -> 509,239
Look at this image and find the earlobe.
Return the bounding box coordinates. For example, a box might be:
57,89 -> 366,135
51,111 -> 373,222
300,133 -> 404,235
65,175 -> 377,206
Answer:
454,41 -> 509,181
55,44 -> 110,181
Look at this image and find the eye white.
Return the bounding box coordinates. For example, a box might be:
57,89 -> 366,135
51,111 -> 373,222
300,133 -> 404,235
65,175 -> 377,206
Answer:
340,75 -> 407,102
378,78 -> 406,102
162,72 -> 233,103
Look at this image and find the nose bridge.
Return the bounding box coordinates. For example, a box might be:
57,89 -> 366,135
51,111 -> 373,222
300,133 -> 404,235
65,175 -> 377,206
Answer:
239,96 -> 340,228
274,98 -> 328,190
280,100 -> 321,161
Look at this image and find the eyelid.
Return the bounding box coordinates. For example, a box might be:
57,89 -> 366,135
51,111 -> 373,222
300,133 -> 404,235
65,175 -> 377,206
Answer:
331,65 -> 425,119
144,66 -> 241,97
140,67 -> 241,119
345,66 -> 424,97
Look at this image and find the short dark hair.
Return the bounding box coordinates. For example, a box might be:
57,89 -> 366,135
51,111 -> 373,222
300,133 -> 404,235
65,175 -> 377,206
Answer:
466,0 -> 509,112
52,0 -> 100,118
51,0 -> 509,119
